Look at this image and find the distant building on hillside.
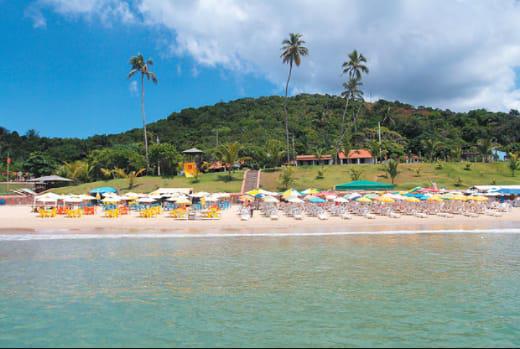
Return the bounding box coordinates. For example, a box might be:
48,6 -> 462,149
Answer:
295,149 -> 375,166
491,149 -> 508,162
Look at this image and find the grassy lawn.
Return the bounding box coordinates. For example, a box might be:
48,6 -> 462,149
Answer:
51,172 -> 244,194
0,183 -> 34,195
48,162 -> 520,194
260,162 -> 520,191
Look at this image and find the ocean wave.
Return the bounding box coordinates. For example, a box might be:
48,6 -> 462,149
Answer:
1,229 -> 520,241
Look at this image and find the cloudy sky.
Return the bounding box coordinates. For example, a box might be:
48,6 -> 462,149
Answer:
2,0 -> 520,137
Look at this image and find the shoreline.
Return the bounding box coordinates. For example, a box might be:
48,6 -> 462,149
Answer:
0,205 -> 519,237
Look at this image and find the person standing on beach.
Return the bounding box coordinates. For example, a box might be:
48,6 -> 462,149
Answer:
249,203 -> 254,218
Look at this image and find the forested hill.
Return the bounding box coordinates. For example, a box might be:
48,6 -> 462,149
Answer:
1,94 -> 520,166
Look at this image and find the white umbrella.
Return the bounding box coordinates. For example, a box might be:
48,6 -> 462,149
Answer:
325,194 -> 337,200
35,193 -> 63,202
287,197 -> 304,204
102,196 -> 122,203
334,197 -> 349,203
63,197 -> 83,203
137,197 -> 157,203
191,192 -> 210,198
263,196 -> 279,203
346,193 -> 362,200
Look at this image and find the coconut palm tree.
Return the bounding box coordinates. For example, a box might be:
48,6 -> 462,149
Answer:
216,142 -> 250,180
342,50 -> 369,80
508,153 -> 519,177
128,53 -> 158,172
339,50 -> 368,145
280,33 -> 309,164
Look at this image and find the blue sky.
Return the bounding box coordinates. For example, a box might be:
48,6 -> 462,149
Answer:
0,1 -> 275,137
2,0 -> 520,138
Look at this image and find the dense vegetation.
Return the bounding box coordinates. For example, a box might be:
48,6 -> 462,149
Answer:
1,94 -> 520,183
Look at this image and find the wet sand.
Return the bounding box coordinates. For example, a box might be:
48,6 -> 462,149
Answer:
0,205 -> 519,236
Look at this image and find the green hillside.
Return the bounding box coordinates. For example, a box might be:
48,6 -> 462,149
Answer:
49,162 -> 520,194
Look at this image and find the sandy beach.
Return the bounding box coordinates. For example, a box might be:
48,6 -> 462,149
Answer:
0,205 -> 519,235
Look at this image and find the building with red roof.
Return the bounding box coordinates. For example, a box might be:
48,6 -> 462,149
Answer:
296,149 -> 374,166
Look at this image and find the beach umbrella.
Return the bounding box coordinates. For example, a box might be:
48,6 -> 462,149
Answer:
239,195 -> 254,202
334,197 -> 349,203
405,197 -> 421,203
375,196 -> 395,203
470,196 -> 488,202
78,194 -> 96,201
137,197 -> 157,203
302,188 -> 320,195
175,198 -> 192,205
346,193 -> 362,200
282,189 -> 302,199
89,187 -> 117,195
309,196 -> 326,204
427,196 -> 443,202
101,196 -> 122,203
35,193 -> 63,202
287,197 -> 304,203
325,194 -> 337,201
364,193 -> 379,199
357,197 -> 372,203
63,196 -> 83,203
263,196 -> 279,203
192,191 -> 210,198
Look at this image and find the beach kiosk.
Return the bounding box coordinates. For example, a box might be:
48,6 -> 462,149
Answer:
182,147 -> 204,178
335,180 -> 395,191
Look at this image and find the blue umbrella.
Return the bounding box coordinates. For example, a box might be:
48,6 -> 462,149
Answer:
89,187 -> 117,195
309,197 -> 326,204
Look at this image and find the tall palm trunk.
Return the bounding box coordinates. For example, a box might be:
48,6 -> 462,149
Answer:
141,74 -> 150,171
283,61 -> 293,164
337,97 -> 350,158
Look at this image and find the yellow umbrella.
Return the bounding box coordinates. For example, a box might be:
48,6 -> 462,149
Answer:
427,196 -> 443,202
246,189 -> 261,196
375,196 -> 395,203
451,195 -> 467,201
282,189 -> 301,199
405,197 -> 421,203
240,195 -> 254,202
357,197 -> 372,203
471,196 -> 488,202
302,188 -> 320,195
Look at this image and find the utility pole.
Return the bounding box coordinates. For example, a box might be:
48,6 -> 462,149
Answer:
156,136 -> 161,177
291,135 -> 296,166
378,122 -> 382,164
215,129 -> 219,147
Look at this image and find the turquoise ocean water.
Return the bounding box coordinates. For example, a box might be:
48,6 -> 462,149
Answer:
0,232 -> 519,347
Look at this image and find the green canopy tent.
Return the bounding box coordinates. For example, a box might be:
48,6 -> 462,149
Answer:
335,180 -> 395,191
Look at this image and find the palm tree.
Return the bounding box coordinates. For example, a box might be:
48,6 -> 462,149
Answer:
421,138 -> 442,162
264,139 -> 285,169
216,142 -> 248,180
509,153 -> 519,177
339,50 -> 368,142
476,138 -> 497,163
281,33 -> 309,164
342,50 -> 369,80
128,53 -> 158,172
384,159 -> 399,185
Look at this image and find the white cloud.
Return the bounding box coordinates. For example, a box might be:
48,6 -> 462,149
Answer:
27,0 -> 520,111
24,3 -> 47,28
129,80 -> 138,96
28,0 -> 135,27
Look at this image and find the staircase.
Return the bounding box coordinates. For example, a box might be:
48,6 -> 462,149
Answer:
241,170 -> 261,194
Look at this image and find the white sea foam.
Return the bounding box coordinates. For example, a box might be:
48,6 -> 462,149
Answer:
0,229 -> 520,241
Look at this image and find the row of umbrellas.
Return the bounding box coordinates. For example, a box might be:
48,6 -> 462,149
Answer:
241,188 -> 490,205
35,191 -> 232,205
